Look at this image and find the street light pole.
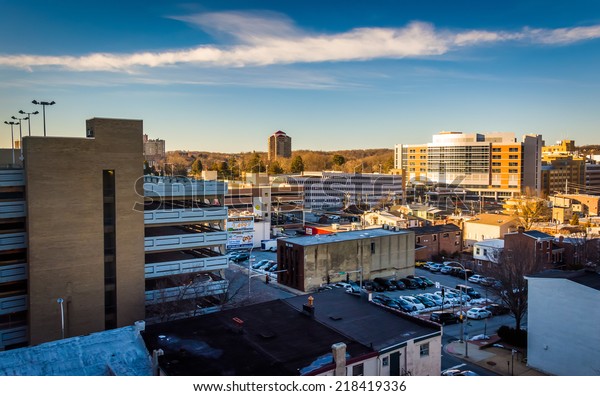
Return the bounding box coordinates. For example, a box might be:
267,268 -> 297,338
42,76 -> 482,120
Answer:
3,121 -> 18,165
457,262 -> 468,343
11,116 -> 28,161
31,100 -> 55,137
18,109 -> 38,136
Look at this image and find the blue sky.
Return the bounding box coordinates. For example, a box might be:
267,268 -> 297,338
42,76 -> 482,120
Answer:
1,0 -> 600,152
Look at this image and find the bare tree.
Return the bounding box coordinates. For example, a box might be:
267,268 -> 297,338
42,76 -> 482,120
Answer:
481,238 -> 547,330
503,194 -> 550,230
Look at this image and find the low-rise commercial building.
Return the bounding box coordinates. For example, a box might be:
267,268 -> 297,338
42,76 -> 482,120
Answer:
278,228 -> 415,292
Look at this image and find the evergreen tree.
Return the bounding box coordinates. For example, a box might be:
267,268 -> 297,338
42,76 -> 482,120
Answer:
190,158 -> 203,177
270,161 -> 285,174
290,155 -> 305,173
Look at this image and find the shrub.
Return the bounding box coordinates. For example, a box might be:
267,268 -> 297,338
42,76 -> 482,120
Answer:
497,325 -> 527,348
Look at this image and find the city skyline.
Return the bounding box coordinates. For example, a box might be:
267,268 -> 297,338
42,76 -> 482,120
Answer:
1,1 -> 600,152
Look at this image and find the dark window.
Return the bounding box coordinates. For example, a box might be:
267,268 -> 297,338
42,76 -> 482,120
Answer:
352,363 -> 364,376
103,170 -> 117,330
420,343 -> 430,357
371,242 -> 376,254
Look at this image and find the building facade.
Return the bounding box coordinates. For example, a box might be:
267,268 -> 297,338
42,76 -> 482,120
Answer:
412,224 -> 462,261
267,130 -> 292,161
0,118 -> 147,349
291,171 -> 404,211
526,269 -> 600,376
277,228 -> 415,292
142,134 -> 165,167
395,131 -> 543,200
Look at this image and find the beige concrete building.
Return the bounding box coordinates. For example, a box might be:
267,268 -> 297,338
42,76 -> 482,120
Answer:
462,213 -> 519,249
278,228 -> 415,292
24,118 -> 145,346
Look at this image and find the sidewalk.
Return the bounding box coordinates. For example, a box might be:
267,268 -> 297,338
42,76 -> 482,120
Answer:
445,339 -> 546,376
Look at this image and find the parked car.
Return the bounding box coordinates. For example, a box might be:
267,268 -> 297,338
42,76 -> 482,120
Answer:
468,274 -> 486,284
430,312 -> 459,325
373,277 -> 397,291
399,296 -> 426,311
455,284 -> 481,299
344,280 -> 361,294
455,269 -> 475,279
417,276 -> 435,287
466,307 -> 492,320
258,260 -> 275,270
442,369 -> 479,376
393,297 -> 417,312
421,293 -> 448,307
428,263 -> 444,272
390,279 -> 407,290
415,261 -> 427,268
406,275 -> 427,289
266,263 -> 278,272
231,252 -> 250,262
440,265 -> 455,275
413,294 -> 436,308
252,259 -> 270,269
480,277 -> 498,287
483,303 -> 510,315
398,278 -> 419,290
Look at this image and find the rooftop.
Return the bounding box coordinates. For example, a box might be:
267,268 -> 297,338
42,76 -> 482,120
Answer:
0,324 -> 152,376
411,223 -> 461,235
528,269 -> 600,292
465,213 -> 518,226
141,299 -> 372,376
284,288 -> 441,352
282,228 -> 411,247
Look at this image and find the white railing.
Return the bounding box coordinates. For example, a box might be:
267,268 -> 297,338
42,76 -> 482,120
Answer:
144,177 -> 227,198
145,256 -> 228,278
0,325 -> 28,349
0,170 -> 24,187
0,232 -> 26,251
144,231 -> 228,252
0,263 -> 27,283
145,279 -> 229,305
144,207 -> 228,225
0,294 -> 27,315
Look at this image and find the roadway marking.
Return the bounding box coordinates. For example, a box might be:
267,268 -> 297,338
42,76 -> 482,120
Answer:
446,363 -> 466,370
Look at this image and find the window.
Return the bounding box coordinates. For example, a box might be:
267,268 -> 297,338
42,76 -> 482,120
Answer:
352,363 -> 364,376
420,343 -> 430,357
443,233 -> 449,238
416,236 -> 421,243
492,162 -> 501,167
371,242 -> 376,254
492,155 -> 501,159
492,148 -> 501,152
509,162 -> 519,166
433,235 -> 437,241
382,356 -> 389,367
476,248 -> 480,255
509,169 -> 518,173
509,155 -> 519,159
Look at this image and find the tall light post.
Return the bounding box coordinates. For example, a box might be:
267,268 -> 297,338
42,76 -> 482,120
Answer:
31,100 -> 55,137
18,109 -> 39,136
11,116 -> 27,161
456,262 -> 469,344
4,120 -> 18,165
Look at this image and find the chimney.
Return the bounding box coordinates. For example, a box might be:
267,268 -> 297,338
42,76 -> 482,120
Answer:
152,349 -> 164,376
302,296 -> 315,318
518,226 -> 525,234
331,342 -> 347,376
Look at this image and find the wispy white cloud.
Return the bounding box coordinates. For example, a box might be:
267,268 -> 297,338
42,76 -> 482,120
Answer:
1,11 -> 600,72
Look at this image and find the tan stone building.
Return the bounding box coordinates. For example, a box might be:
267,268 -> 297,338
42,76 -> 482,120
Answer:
277,228 -> 415,292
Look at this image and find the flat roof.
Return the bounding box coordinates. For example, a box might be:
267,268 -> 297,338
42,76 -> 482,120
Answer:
284,289 -> 440,352
141,299 -> 372,376
465,213 -> 518,225
528,269 -> 600,291
282,228 -> 411,247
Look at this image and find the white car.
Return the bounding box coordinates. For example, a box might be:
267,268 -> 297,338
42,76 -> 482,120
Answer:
468,274 -> 486,284
399,296 -> 426,311
466,307 -> 492,320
